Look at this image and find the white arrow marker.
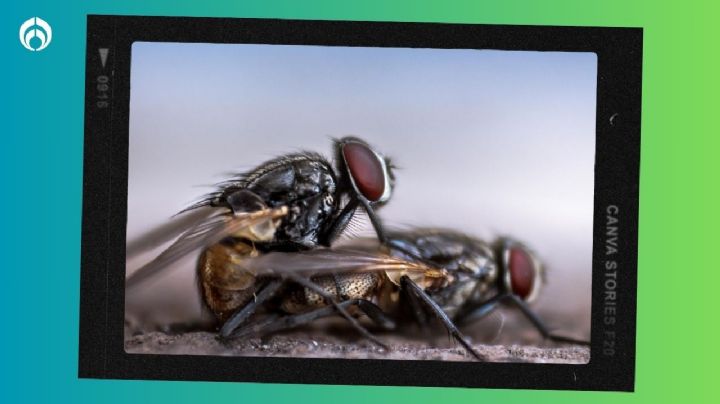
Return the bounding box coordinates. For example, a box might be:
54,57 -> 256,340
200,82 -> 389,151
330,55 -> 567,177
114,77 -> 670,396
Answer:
99,48 -> 109,68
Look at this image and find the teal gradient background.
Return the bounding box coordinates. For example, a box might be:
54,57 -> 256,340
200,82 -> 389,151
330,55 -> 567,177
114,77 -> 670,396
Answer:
2,1 -> 717,403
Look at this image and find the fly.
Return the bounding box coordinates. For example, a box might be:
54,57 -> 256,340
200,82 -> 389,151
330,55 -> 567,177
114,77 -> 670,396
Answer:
126,136 -> 404,353
205,229 -> 588,361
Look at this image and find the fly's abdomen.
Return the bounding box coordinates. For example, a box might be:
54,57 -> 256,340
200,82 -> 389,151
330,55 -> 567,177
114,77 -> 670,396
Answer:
198,241 -> 259,322
280,272 -> 380,314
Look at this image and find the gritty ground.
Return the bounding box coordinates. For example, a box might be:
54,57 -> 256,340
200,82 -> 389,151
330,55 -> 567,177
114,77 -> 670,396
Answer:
124,320 -> 589,363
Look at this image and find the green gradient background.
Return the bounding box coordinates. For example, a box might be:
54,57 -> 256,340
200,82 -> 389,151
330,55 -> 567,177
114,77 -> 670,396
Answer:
2,0 -> 716,403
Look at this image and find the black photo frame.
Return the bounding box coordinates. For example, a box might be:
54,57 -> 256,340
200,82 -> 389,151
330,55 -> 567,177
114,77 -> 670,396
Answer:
79,15 -> 641,391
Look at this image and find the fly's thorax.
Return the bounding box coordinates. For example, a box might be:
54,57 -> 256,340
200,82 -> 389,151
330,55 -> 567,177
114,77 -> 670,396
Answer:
442,245 -> 500,315
248,157 -> 338,248
197,240 -> 260,321
211,153 -> 339,249
434,278 -> 496,319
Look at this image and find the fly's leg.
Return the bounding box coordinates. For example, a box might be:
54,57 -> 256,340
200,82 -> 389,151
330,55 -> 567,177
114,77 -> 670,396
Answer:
357,198 -> 388,244
400,275 -> 486,361
400,281 -> 443,349
359,199 -> 449,267
503,294 -> 590,345
354,299 -> 396,330
455,293 -> 590,346
358,198 -> 432,264
320,196 -> 439,270
218,280 -> 284,339
453,294 -> 504,326
226,313 -> 282,340
401,282 -> 432,329
318,198 -> 359,246
320,194 -> 392,247
228,299 -> 395,340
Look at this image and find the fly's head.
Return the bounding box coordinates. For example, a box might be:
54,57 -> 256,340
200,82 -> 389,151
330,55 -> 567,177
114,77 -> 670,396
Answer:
335,136 -> 395,208
495,238 -> 544,303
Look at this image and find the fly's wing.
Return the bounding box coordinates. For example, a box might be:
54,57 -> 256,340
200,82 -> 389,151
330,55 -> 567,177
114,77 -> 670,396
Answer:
125,205 -> 287,290
125,206 -> 218,259
219,248 -> 448,290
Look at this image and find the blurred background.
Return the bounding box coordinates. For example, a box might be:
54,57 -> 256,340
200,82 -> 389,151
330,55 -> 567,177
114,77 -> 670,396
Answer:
125,42 -> 597,342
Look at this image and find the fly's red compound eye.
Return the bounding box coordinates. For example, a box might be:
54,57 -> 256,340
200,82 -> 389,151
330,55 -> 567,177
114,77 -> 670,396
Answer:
508,246 -> 537,300
342,141 -> 391,203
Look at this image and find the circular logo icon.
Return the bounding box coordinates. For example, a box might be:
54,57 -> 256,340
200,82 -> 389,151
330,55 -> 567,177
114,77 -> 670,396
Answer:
20,17 -> 52,51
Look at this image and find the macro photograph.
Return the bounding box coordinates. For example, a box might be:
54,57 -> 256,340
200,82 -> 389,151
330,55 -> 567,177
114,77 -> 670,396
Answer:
123,42 -> 596,364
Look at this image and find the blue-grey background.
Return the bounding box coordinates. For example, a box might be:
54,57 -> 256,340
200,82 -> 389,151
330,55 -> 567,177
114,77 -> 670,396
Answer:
126,43 -> 596,338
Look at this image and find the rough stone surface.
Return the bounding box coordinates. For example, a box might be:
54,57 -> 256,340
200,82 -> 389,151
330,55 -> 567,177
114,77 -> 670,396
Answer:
124,327 -> 589,364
